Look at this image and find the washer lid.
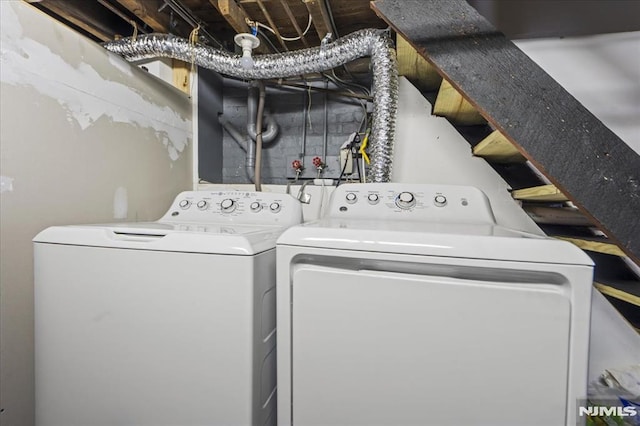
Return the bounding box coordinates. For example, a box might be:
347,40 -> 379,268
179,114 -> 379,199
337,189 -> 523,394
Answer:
277,219 -> 594,265
34,221 -> 284,255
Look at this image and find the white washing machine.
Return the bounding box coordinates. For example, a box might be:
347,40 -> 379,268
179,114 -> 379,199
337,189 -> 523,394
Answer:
276,183 -> 593,426
34,190 -> 302,426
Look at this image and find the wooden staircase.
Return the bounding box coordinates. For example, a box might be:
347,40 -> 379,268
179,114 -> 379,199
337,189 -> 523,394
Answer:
387,4 -> 640,330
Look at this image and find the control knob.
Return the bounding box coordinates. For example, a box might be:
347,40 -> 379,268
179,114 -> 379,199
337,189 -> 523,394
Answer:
269,202 -> 281,213
220,198 -> 236,213
434,195 -> 447,207
345,193 -> 358,204
250,201 -> 262,212
178,200 -> 191,209
367,193 -> 380,205
395,191 -> 416,209
196,200 -> 208,210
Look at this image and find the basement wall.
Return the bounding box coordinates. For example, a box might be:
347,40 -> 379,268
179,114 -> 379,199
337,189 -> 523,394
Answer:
0,2 -> 193,424
219,79 -> 366,185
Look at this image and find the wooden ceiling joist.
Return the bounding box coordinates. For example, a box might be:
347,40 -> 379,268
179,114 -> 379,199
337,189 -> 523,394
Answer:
279,0 -> 310,48
302,0 -> 331,40
214,0 -> 250,33
113,0 -> 170,33
212,0 -> 270,53
372,0 -> 640,263
256,0 -> 288,51
37,0 -> 115,41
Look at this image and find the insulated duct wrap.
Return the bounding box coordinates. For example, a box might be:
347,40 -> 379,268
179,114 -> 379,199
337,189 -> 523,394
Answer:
104,29 -> 398,182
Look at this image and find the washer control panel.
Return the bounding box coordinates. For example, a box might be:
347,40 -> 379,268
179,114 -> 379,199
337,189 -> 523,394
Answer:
329,183 -> 495,224
160,191 -> 303,226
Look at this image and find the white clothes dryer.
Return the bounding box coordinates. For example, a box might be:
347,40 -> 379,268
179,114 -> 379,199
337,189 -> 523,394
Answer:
276,183 -> 593,426
34,190 -> 302,426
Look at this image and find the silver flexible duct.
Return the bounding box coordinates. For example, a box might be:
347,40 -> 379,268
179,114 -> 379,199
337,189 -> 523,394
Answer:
104,29 -> 397,182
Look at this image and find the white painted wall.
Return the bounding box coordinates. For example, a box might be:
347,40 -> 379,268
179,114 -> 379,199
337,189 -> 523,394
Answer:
0,2 -> 193,424
516,31 -> 640,154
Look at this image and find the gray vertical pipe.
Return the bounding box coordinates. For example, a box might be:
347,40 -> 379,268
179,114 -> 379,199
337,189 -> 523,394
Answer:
323,79 -> 328,162
300,87 -> 307,165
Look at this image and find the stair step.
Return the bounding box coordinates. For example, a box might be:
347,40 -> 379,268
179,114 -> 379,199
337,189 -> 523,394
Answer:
556,236 -> 627,257
396,34 -> 441,91
594,280 -> 640,307
512,184 -> 567,202
473,130 -> 526,163
523,205 -> 592,226
433,80 -> 486,125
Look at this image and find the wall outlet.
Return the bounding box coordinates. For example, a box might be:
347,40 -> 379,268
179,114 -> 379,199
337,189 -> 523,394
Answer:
339,149 -> 353,175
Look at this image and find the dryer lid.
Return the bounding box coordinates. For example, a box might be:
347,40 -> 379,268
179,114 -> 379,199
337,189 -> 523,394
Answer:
277,219 -> 594,265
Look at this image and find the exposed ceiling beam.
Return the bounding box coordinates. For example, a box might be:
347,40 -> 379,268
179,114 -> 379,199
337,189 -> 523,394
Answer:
256,0 -> 288,51
302,0 -> 331,40
212,0 -> 251,33
112,0 -> 170,33
279,0 -> 310,48
211,0 -> 271,53
36,0 -> 116,41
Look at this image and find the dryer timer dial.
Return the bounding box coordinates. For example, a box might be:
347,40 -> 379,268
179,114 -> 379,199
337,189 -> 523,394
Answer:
395,192 -> 416,209
220,199 -> 236,213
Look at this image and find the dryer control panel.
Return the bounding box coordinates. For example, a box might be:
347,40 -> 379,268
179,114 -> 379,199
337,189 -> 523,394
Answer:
160,191 -> 303,226
328,183 -> 496,224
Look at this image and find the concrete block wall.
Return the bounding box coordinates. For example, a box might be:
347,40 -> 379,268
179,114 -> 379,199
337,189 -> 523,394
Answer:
220,79 -> 366,184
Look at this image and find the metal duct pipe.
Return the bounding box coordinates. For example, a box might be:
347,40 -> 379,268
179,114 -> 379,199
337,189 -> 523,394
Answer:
247,81 -> 278,143
104,29 -> 397,182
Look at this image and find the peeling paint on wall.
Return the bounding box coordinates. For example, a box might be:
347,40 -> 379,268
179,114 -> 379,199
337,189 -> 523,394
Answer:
0,2 -> 191,162
0,176 -> 14,193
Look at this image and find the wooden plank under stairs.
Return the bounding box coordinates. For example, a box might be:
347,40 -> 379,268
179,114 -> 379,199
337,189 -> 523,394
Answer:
473,130 -> 526,163
556,236 -> 627,257
396,34 -> 441,92
594,280 -> 640,308
512,184 -> 568,202
433,79 -> 487,125
522,205 -> 593,227
372,0 -> 640,264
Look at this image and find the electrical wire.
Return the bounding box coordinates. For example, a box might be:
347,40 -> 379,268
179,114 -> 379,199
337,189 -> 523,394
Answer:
250,14 -> 313,42
306,84 -> 314,132
329,69 -> 370,96
323,0 -> 339,39
162,0 -> 226,50
257,30 -> 281,54
96,0 -> 148,36
322,71 -> 369,133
